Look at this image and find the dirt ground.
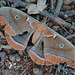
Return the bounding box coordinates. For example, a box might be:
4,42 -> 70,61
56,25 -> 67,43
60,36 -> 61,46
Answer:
0,0 -> 75,75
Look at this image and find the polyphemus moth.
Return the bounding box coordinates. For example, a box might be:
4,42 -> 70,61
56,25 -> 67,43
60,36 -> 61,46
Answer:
0,7 -> 75,68
0,7 -> 39,36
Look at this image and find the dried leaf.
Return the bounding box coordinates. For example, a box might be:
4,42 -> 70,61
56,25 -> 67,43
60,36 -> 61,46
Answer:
28,4 -> 39,14
37,0 -> 47,12
28,0 -> 47,14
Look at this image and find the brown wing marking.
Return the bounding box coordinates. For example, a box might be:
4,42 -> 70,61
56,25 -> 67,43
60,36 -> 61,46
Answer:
32,30 -> 41,44
43,29 -> 55,38
32,23 -> 46,44
26,17 -> 39,29
5,24 -> 16,36
0,16 -> 16,36
29,50 -> 52,65
44,53 -> 74,67
6,34 -> 26,50
0,16 -> 7,25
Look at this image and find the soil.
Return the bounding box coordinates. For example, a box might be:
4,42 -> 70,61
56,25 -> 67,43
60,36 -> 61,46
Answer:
0,0 -> 75,75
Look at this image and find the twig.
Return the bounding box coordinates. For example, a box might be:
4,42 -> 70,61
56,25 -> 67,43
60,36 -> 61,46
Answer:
40,10 -> 75,30
66,34 -> 75,39
51,0 -> 54,12
5,0 -> 75,30
7,0 -> 30,7
58,23 -> 71,35
57,63 -> 75,74
0,44 -> 12,50
2,44 -> 12,49
54,0 -> 63,16
21,63 -> 30,75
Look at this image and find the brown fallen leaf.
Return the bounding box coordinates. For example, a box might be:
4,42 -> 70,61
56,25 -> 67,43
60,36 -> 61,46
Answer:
28,4 -> 39,14
37,0 -> 47,12
28,0 -> 47,14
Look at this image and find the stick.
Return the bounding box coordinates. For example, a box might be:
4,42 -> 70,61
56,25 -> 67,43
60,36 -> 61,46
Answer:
51,0 -> 54,12
40,10 -> 75,30
54,0 -> 63,16
0,44 -> 12,50
7,0 -> 30,7
5,0 -> 75,30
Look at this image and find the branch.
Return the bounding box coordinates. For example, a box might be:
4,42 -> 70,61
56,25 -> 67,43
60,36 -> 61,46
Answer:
54,0 -> 63,16
0,44 -> 12,50
5,0 -> 75,30
51,0 -> 54,12
40,10 -> 75,30
66,34 -> 75,39
7,0 -> 30,7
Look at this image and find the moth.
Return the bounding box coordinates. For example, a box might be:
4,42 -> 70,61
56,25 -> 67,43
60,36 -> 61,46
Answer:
0,7 -> 75,68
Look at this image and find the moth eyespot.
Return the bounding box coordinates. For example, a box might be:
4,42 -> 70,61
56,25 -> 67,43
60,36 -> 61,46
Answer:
15,15 -> 19,20
59,44 -> 64,48
19,31 -> 28,36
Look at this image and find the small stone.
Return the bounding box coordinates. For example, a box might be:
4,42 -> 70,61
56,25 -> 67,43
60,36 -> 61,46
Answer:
9,54 -> 21,62
33,68 -> 43,75
9,64 -> 13,69
64,15 -> 68,18
13,63 -> 16,66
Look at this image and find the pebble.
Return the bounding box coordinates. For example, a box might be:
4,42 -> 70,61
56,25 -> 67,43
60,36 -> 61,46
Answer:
33,68 -> 43,75
9,54 -> 21,62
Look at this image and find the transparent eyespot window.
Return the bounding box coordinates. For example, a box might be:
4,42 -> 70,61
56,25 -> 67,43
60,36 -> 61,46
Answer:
15,15 -> 19,20
59,44 -> 64,48
19,31 -> 28,36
